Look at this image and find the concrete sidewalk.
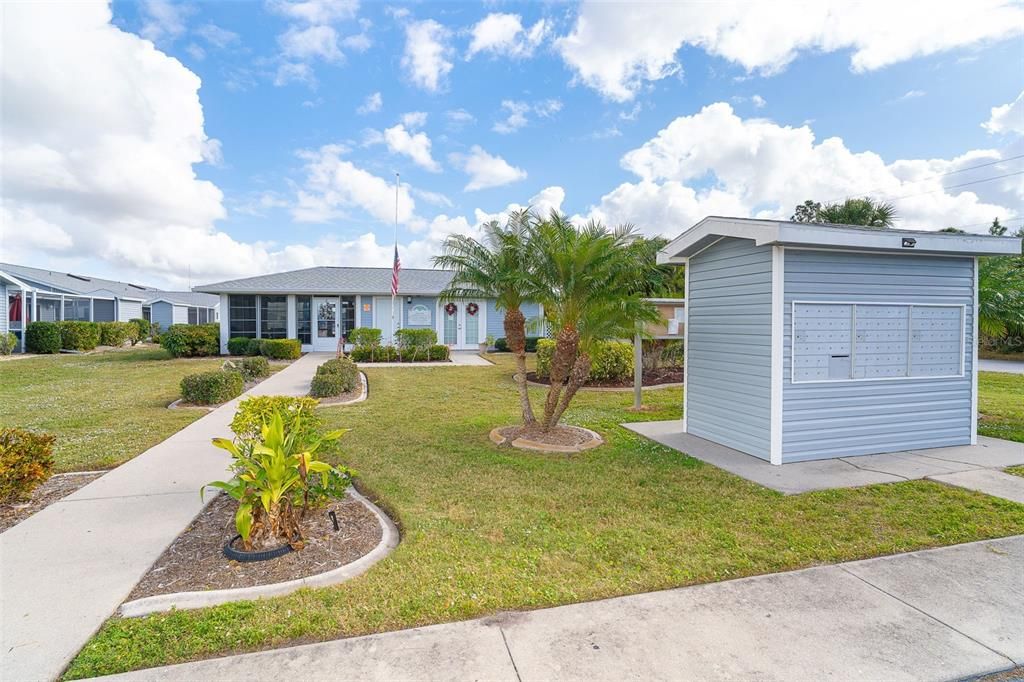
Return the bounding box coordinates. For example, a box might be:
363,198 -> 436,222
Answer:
0,353 -> 330,682
102,535 -> 1024,681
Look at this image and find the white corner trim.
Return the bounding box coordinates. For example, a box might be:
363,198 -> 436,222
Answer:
770,246 -> 784,465
681,256 -> 689,432
971,256 -> 979,445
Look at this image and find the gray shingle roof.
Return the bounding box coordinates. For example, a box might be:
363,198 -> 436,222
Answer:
145,291 -> 221,307
0,262 -> 159,299
194,267 -> 456,295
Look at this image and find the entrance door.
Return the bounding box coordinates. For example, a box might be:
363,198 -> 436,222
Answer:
313,297 -> 338,352
373,296 -> 398,345
441,301 -> 484,349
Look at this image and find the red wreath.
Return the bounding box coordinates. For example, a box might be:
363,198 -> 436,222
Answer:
466,302 -> 479,316
445,302 -> 457,316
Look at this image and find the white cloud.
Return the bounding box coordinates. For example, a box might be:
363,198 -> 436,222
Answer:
401,19 -> 453,92
751,94 -> 767,108
557,1 -> 1024,101
467,13 -> 549,59
474,185 -> 566,226
140,0 -> 190,43
356,91 -> 382,115
274,62 -> 317,87
898,89 -> 926,101
400,111 -> 428,129
578,102 -> 1017,235
383,124 -> 441,172
267,0 -> 358,25
492,98 -> 562,134
279,24 -> 344,63
185,43 -> 206,61
412,187 -> 453,208
446,109 -> 476,128
449,145 -> 527,191
196,23 -> 240,49
983,90 -> 1024,135
200,138 -> 224,166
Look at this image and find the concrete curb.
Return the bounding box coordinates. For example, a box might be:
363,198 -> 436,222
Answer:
314,372 -> 368,408
490,426 -> 604,453
166,398 -> 216,412
525,378 -> 683,393
118,488 -> 399,618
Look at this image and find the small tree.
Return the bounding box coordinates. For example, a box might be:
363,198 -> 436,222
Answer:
792,197 -> 897,228
989,217 -> 1007,236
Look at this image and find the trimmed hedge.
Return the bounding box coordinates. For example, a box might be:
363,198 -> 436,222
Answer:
180,370 -> 244,405
26,322 -> 61,354
227,337 -> 254,356
230,395 -> 323,441
240,356 -> 270,380
535,339 -> 633,382
315,357 -> 359,392
260,338 -> 301,360
349,344 -> 449,363
99,321 -> 135,347
128,318 -> 151,345
58,321 -> 101,351
494,336 -> 542,353
395,327 -> 437,349
0,331 -> 17,356
348,327 -> 381,347
310,373 -> 349,398
161,323 -> 220,357
0,427 -> 56,503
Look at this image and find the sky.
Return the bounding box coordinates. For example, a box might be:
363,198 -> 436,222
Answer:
1,0 -> 1023,289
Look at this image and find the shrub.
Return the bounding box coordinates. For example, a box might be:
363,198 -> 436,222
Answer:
0,331 -> 19,355
401,344 -> 449,362
240,356 -> 270,380
535,339 -> 632,382
395,327 -> 436,349
315,357 -> 359,391
26,322 -> 61,354
494,337 -> 510,352
245,338 -> 262,355
230,395 -> 323,441
495,336 -> 541,353
180,370 -> 244,405
98,321 -> 134,347
535,338 -> 555,377
0,428 -> 56,503
260,338 -> 301,360
310,373 -> 349,398
227,337 -> 254,356
128,318 -> 151,344
58,321 -> 101,351
161,323 -> 220,357
349,327 -> 382,347
350,344 -> 398,362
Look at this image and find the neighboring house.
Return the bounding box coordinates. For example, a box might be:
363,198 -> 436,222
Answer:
194,266 -> 543,354
2,262 -> 158,352
144,292 -> 220,330
658,216 -> 1022,465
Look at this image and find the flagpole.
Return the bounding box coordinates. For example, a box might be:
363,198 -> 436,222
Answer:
391,172 -> 399,345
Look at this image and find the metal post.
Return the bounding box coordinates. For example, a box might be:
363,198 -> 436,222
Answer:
633,332 -> 643,410
20,290 -> 27,353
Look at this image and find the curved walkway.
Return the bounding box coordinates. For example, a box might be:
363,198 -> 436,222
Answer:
0,352 -> 333,682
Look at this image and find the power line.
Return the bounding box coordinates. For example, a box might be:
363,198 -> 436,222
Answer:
884,170 -> 1024,201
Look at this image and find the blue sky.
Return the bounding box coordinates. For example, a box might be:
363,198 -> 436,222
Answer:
3,1 -> 1022,287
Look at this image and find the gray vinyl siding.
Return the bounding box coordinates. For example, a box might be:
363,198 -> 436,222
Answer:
172,305 -> 189,325
118,300 -> 143,322
402,296 -> 436,329
0,283 -> 7,336
486,300 -> 542,339
686,238 -> 773,460
782,249 -> 974,461
150,301 -> 175,330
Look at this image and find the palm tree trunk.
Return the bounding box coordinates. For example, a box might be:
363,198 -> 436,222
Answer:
542,327 -> 579,429
549,351 -> 591,427
504,308 -> 535,424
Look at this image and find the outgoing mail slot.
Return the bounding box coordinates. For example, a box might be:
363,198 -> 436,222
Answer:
828,354 -> 851,380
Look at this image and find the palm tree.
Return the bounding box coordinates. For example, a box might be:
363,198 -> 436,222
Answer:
978,256 -> 1024,339
527,214 -> 660,430
434,211 -> 537,424
818,197 -> 898,227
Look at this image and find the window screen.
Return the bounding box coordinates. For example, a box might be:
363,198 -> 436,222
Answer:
792,302 -> 963,383
260,295 -> 288,339
296,296 -> 312,345
229,295 -> 257,338
188,307 -> 198,325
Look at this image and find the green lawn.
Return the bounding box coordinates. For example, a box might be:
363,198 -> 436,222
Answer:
65,354 -> 1024,678
0,348 -> 226,472
978,371 -> 1024,443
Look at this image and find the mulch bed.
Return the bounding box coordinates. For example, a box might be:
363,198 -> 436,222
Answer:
126,492 -> 382,601
526,366 -> 683,388
496,424 -> 595,448
0,472 -> 105,533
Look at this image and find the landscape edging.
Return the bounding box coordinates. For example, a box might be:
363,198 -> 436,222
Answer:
314,371 -> 368,408
118,488 -> 399,618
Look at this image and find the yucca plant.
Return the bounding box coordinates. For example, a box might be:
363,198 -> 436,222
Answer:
206,411 -> 352,551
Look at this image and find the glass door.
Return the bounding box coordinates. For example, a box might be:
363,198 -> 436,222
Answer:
314,297 -> 337,351
443,302 -> 459,346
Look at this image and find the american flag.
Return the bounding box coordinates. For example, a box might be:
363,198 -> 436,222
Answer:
391,244 -> 401,296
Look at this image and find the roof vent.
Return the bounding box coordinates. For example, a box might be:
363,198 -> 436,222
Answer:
67,274 -> 92,282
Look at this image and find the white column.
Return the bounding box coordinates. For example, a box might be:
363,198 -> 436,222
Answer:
769,246 -> 785,466
971,256 -> 979,445
219,294 -> 230,354
681,260 -> 689,433
286,295 -> 297,340
20,290 -> 27,352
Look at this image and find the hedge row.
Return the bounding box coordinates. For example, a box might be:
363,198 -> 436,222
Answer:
227,337 -> 301,360
180,370 -> 244,405
349,344 -> 449,363
25,321 -> 114,353
535,338 -> 633,382
160,324 -> 220,357
310,357 -> 360,397
0,428 -> 56,503
494,336 -> 543,353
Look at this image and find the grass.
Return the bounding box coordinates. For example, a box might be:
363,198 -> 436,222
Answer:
978,371 -> 1024,443
0,347 -> 227,471
64,354 -> 1024,678
1006,466 -> 1024,478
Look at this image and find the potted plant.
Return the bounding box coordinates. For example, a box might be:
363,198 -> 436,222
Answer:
481,334 -> 495,352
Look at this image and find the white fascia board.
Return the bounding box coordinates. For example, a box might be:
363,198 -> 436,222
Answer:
775,223 -> 1021,256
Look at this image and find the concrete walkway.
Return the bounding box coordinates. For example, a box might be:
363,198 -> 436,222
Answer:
102,535 -> 1024,681
979,358 -> 1024,374
625,421 -> 1024,495
0,353 -> 330,682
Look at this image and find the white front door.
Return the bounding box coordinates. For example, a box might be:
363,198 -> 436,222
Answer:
441,301 -> 484,350
313,297 -> 338,352
373,296 -> 399,345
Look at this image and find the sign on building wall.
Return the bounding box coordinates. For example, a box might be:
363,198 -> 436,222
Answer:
408,304 -> 431,326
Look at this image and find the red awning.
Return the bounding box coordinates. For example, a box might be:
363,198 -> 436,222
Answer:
8,293 -> 22,322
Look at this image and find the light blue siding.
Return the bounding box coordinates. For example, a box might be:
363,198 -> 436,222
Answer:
486,300 -> 542,339
360,298 -> 373,328
151,301 -> 175,330
403,296 -> 436,329
0,283 -> 7,336
782,250 -> 974,461
686,238 -> 773,460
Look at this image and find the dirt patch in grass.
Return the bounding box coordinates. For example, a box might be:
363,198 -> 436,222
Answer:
126,493 -> 381,601
496,424 -> 595,448
526,367 -> 682,388
0,472 -> 105,532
